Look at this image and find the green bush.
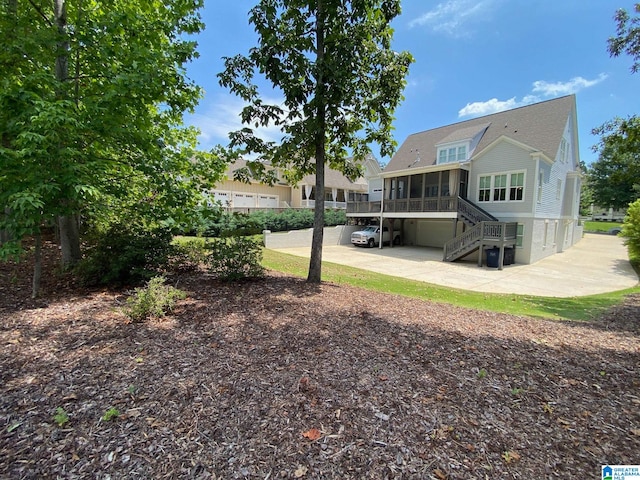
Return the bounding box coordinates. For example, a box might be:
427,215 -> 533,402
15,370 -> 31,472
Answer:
187,208 -> 347,237
169,238 -> 209,272
621,199 -> 640,262
206,236 -> 265,281
76,223 -> 174,286
123,276 -> 187,322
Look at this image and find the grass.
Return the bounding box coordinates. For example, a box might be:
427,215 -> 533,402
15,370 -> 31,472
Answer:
261,248 -> 639,322
583,220 -> 623,233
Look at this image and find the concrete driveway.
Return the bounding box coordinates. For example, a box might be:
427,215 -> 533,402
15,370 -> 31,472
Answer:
271,233 -> 638,297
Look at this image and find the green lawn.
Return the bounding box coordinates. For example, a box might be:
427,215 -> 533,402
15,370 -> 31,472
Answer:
261,248 -> 639,322
583,220 -> 623,233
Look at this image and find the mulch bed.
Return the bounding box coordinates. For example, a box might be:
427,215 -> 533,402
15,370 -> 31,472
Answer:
1,240 -> 639,479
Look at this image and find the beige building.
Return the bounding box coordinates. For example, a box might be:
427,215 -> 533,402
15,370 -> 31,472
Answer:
210,156 -> 381,212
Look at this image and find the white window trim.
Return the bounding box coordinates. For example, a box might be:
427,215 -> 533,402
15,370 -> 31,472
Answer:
477,170 -> 526,204
436,141 -> 469,164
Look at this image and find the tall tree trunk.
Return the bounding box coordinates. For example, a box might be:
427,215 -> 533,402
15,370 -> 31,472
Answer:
54,0 -> 81,267
307,0 -> 326,284
58,214 -> 81,268
32,232 -> 42,298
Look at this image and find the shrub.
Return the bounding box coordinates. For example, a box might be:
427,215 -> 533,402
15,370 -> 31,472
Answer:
76,223 -> 174,286
206,236 -> 265,281
169,238 -> 209,272
123,276 -> 187,322
621,199 -> 640,262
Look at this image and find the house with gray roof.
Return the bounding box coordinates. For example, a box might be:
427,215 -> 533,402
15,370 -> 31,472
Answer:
347,95 -> 584,267
210,155 -> 380,211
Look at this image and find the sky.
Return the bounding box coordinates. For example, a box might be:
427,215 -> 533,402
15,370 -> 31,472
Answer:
183,0 -> 640,166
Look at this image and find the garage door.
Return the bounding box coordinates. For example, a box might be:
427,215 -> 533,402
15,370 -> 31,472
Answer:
233,193 -> 256,208
258,195 -> 278,208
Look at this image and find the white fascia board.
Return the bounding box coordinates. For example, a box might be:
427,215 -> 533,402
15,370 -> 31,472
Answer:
380,162 -> 469,178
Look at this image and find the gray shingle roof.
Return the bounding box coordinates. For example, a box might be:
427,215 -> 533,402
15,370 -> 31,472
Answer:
385,95 -> 576,173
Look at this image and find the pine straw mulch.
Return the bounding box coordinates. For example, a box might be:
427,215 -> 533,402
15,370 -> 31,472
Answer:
1,240 -> 639,479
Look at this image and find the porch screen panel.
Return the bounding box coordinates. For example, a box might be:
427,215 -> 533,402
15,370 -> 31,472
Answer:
425,172 -> 439,197
410,174 -> 423,198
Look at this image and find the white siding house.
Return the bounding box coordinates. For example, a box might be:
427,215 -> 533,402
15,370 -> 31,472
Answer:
347,95 -> 584,266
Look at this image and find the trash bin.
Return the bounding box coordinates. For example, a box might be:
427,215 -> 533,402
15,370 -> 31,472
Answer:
486,247 -> 499,268
504,247 -> 515,266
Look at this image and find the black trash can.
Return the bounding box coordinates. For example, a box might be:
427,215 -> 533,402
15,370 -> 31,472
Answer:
504,247 -> 515,266
486,247 -> 499,268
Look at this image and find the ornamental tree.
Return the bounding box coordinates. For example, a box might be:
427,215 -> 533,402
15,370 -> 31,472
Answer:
219,0 -> 413,283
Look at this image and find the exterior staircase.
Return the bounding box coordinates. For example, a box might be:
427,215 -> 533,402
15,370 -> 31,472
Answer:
443,197 -> 517,265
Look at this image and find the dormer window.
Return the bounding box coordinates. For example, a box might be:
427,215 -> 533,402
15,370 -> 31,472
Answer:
437,143 -> 468,164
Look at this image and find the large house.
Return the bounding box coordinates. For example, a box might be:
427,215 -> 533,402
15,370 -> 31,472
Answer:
210,156 -> 381,211
347,95 -> 584,267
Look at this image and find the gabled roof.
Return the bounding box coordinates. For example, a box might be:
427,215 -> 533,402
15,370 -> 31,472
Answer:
385,95 -> 576,174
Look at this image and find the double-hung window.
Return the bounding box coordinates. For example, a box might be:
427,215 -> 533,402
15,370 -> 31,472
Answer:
510,173 -> 524,201
478,171 -> 525,203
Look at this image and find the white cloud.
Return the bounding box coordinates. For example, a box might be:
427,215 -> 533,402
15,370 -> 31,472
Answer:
186,94 -> 287,150
409,0 -> 497,37
458,73 -> 608,118
458,97 -> 518,117
531,73 -> 608,96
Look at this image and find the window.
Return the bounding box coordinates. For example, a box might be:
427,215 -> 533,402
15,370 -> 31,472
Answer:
479,176 -> 491,202
543,220 -> 549,247
516,224 -> 524,248
478,172 -> 524,203
493,174 -> 507,201
537,171 -> 544,203
559,138 -> 568,163
437,144 -> 467,164
510,173 -> 524,201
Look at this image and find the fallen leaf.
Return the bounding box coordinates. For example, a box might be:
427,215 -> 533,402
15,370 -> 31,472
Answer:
630,428 -> 640,436
302,428 -> 321,441
378,375 -> 388,381
502,450 -> 521,464
433,467 -> 447,479
294,465 -> 308,478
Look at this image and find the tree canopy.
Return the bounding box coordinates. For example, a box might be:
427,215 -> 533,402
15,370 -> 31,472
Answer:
1,0 -> 225,294
588,4 -> 640,211
608,3 -> 640,73
219,0 -> 413,283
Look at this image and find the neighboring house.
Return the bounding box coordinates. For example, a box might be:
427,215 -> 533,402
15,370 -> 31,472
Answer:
209,155 -> 381,212
347,95 -> 584,267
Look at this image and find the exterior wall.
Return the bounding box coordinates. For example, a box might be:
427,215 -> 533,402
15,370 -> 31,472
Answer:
264,225 -> 357,249
414,219 -> 463,248
468,141 -> 536,216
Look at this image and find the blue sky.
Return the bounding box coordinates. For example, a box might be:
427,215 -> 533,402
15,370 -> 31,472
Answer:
184,0 -> 639,166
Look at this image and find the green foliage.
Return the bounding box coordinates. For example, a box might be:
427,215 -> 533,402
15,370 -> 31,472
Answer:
219,0 -> 412,282
589,116 -> 640,210
77,224 -> 174,286
102,407 -> 120,422
206,237 -> 265,281
192,209 -> 346,237
53,407 -> 69,427
621,198 -> 640,261
123,276 -> 187,323
169,238 -> 210,273
608,3 -> 640,73
0,0 -> 228,270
